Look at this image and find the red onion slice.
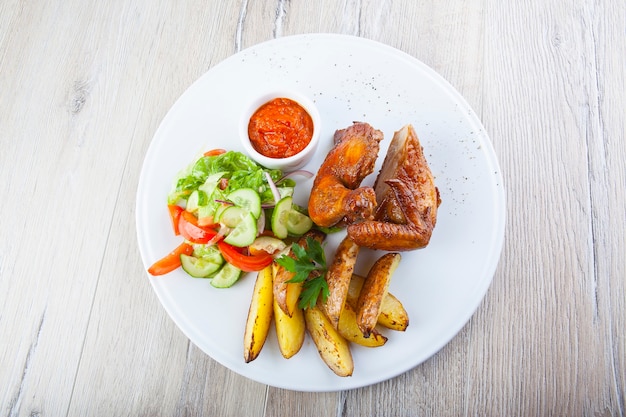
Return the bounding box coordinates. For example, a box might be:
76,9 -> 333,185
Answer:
278,170 -> 314,183
264,171 -> 282,204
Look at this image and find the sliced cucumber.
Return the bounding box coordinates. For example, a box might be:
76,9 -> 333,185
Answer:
186,190 -> 207,213
180,254 -> 222,278
271,196 -> 293,239
224,211 -> 258,247
213,203 -> 229,224
211,263 -> 243,288
227,188 -> 262,219
286,210 -> 313,235
192,244 -> 224,265
219,206 -> 248,228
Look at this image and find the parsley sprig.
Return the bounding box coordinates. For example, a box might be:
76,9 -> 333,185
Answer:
275,237 -> 329,310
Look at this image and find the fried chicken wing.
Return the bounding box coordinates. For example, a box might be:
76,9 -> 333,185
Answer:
347,124 -> 440,251
308,122 -> 383,227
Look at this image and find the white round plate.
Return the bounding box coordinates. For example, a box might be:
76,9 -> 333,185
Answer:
136,34 -> 505,392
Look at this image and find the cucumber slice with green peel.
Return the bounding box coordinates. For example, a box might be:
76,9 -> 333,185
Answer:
227,188 -> 262,218
224,211 -> 258,247
271,196 -> 293,239
186,190 -> 207,213
180,254 -> 223,278
192,244 -> 224,265
213,203 -> 230,223
210,263 -> 243,288
219,206 -> 248,228
286,210 -> 313,235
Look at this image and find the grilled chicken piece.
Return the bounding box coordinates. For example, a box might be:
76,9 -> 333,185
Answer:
308,122 -> 383,227
347,124 -> 440,251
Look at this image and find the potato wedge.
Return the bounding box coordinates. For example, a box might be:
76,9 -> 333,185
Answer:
304,305 -> 354,377
346,274 -> 365,306
243,265 -> 274,363
377,290 -> 410,331
273,268 -> 302,318
347,274 -> 409,331
321,236 -> 360,329
356,253 -> 401,337
273,230 -> 325,317
273,297 -> 306,359
337,302 -> 387,347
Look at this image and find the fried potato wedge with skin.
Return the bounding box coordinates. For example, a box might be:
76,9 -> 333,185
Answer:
346,274 -> 365,306
273,230 -> 326,317
356,253 -> 402,337
337,302 -> 387,347
273,297 -> 306,359
304,305 -> 354,377
347,274 -> 409,331
321,236 -> 360,329
243,265 -> 274,363
345,274 -> 364,306
273,267 -> 301,318
377,290 -> 409,331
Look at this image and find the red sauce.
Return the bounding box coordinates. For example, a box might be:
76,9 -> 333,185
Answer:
248,97 -> 314,159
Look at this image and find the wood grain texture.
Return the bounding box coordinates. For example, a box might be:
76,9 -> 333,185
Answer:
0,0 -> 624,416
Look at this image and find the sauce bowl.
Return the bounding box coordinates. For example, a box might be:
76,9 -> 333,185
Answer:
239,90 -> 321,171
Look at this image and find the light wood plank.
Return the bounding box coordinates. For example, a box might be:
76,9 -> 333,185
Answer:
0,1 -> 145,414
65,1 -> 267,416
588,0 -> 626,414
471,0 -> 625,415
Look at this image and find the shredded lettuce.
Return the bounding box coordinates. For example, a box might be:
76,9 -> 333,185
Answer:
168,151 -> 295,205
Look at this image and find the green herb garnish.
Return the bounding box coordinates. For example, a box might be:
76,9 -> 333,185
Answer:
275,237 -> 329,310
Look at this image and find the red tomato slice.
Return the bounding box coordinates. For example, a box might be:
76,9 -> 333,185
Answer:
178,211 -> 220,244
217,240 -> 273,272
167,205 -> 184,235
147,242 -> 193,276
203,148 -> 226,157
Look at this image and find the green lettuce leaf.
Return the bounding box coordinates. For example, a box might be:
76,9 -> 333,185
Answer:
168,150 -> 294,205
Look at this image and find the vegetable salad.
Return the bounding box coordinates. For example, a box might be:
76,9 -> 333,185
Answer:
148,149 -> 314,288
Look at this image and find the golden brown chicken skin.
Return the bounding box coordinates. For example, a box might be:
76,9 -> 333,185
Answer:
308,122 -> 383,227
347,124 -> 440,251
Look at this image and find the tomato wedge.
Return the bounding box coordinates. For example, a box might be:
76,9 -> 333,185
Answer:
217,240 -> 273,272
178,211 -> 220,244
147,242 -> 193,276
203,148 -> 226,157
168,205 -> 184,235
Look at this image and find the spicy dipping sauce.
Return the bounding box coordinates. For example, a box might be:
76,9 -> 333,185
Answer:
247,97 -> 314,159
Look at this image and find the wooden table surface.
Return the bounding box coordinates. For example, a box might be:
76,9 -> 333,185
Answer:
1,1 -> 624,416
